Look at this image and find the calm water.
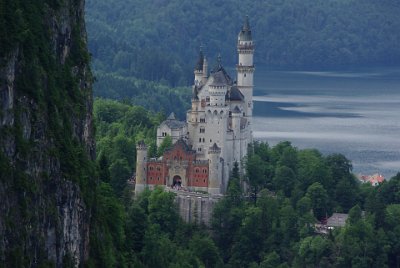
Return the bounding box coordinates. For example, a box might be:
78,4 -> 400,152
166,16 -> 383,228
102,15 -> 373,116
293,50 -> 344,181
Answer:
253,66 -> 400,179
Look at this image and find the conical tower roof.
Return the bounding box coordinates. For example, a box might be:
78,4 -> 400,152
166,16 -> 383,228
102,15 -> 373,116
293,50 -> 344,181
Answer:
238,15 -> 252,41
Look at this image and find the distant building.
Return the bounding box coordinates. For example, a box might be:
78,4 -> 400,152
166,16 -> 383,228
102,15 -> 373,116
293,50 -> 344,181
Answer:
315,213 -> 349,234
135,17 -> 255,195
357,173 -> 385,186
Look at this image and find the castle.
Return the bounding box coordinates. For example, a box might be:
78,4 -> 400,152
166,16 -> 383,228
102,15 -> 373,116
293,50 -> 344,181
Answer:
135,17 -> 254,195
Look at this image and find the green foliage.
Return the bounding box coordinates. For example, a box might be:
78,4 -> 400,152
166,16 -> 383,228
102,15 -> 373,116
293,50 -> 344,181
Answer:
157,134 -> 172,156
92,72 -> 191,119
94,98 -> 162,195
89,123 -> 400,268
148,187 -> 179,234
206,140 -> 400,267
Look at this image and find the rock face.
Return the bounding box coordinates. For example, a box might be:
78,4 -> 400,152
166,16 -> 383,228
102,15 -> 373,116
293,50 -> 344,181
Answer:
0,0 -> 94,267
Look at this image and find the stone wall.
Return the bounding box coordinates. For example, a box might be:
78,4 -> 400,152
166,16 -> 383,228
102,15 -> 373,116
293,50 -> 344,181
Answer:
166,188 -> 222,225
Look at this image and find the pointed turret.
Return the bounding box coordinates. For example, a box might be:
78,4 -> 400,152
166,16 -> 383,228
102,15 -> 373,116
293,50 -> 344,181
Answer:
238,15 -> 252,41
195,47 -> 204,71
194,47 -> 205,86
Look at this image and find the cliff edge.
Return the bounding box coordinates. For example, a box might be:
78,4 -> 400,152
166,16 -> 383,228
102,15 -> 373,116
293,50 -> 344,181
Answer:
0,0 -> 95,266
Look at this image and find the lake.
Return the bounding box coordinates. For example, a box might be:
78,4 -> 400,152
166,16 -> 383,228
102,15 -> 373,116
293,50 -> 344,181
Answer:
252,66 -> 400,179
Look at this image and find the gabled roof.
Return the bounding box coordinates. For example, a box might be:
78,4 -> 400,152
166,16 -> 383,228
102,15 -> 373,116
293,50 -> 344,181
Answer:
210,143 -> 221,151
233,106 -> 241,114
165,138 -> 195,154
210,56 -> 233,86
161,113 -> 186,129
226,85 -> 245,101
167,112 -> 176,120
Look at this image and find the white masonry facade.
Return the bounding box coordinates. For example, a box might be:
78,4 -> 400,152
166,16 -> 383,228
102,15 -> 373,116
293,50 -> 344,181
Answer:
135,17 -> 254,195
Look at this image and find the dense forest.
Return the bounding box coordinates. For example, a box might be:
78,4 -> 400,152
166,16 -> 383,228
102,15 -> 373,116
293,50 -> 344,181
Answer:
86,0 -> 400,89
2,0 -> 400,266
92,99 -> 400,267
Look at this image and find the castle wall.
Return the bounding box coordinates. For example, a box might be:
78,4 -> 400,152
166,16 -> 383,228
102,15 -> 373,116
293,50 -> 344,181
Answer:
170,189 -> 222,225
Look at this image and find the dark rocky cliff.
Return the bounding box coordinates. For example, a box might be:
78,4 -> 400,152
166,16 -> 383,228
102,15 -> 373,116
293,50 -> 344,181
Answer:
0,0 -> 95,266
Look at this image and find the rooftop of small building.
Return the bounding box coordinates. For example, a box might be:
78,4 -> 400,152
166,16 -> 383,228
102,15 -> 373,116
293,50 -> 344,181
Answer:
160,112 -> 187,129
326,213 -> 349,227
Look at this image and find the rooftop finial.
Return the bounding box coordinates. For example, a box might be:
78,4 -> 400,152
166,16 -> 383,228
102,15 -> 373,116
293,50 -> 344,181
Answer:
217,53 -> 221,63
243,15 -> 250,31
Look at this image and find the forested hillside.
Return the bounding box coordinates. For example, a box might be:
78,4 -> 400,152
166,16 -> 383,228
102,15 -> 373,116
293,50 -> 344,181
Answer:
86,0 -> 400,89
92,99 -> 400,267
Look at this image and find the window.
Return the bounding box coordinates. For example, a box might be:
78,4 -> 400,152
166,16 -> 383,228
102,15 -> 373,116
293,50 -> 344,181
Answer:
199,138 -> 202,142
200,127 -> 205,133
203,138 -> 205,142
198,148 -> 202,152
200,118 -> 205,123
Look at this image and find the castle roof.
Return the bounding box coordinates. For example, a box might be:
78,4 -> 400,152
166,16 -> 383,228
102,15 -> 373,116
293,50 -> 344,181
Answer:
209,143 -> 221,152
226,85 -> 245,101
167,112 -> 176,120
166,138 -> 195,154
238,16 -> 252,41
210,56 -> 233,86
233,106 -> 241,114
161,113 -> 186,129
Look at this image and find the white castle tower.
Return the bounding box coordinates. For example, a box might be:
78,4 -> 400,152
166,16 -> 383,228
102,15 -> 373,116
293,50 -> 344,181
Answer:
236,16 -> 255,141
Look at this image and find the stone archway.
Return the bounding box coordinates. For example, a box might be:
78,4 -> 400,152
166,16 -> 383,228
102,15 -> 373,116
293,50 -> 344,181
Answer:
172,175 -> 182,188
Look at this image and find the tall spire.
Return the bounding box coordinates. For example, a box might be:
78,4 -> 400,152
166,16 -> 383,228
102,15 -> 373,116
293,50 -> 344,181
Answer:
212,53 -> 223,73
243,15 -> 250,31
195,46 -> 204,71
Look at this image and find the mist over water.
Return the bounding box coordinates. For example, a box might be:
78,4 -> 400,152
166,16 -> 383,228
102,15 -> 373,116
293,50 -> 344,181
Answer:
253,67 -> 400,179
